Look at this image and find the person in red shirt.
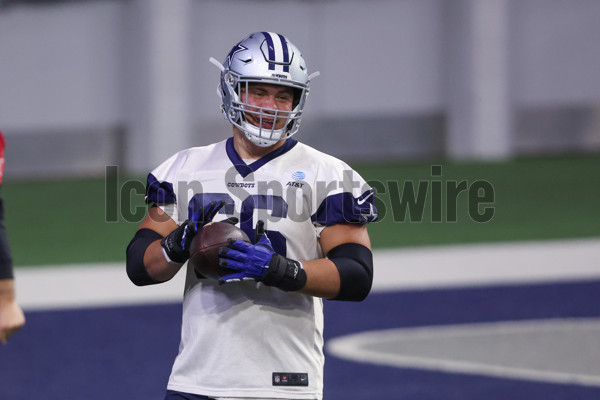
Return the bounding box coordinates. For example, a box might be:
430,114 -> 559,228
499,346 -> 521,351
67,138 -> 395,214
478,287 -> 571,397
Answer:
0,130 -> 25,344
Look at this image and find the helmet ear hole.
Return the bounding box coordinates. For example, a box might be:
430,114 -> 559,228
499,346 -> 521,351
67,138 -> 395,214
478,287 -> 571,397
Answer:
225,72 -> 237,87
292,88 -> 303,109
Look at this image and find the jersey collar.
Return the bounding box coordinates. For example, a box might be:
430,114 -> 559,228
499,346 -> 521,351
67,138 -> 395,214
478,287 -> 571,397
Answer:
226,137 -> 298,177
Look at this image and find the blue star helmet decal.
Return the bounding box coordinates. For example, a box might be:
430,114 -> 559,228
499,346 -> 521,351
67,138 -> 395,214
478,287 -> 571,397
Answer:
225,43 -> 248,68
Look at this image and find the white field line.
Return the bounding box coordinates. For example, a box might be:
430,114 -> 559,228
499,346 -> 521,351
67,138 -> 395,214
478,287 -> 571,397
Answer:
14,263 -> 186,311
372,237 -> 600,291
13,238 -> 600,311
326,318 -> 600,387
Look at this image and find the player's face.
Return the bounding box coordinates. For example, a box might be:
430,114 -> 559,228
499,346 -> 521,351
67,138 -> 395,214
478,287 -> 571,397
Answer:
240,83 -> 294,131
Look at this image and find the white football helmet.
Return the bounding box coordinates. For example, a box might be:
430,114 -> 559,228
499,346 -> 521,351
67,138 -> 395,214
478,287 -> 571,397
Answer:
210,32 -> 318,147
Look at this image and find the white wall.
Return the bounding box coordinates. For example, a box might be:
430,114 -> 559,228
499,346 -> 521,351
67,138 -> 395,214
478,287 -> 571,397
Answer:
0,0 -> 599,176
186,0 -> 444,158
511,0 -> 600,106
0,1 -> 124,131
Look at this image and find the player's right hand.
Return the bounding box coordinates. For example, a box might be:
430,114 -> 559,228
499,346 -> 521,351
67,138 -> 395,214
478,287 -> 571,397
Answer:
160,200 -> 225,264
0,280 -> 26,345
0,301 -> 25,345
218,220 -> 307,292
218,221 -> 275,283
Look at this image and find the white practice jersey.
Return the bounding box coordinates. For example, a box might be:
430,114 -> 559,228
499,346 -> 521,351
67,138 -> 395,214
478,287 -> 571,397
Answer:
146,138 -> 377,399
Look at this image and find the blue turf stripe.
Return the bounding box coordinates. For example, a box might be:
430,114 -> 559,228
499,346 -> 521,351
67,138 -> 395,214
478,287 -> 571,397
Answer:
2,281 -> 600,399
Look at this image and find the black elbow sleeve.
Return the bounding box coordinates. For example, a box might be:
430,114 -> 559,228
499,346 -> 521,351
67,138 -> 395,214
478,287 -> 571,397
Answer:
126,229 -> 163,286
0,193 -> 13,280
0,224 -> 13,280
327,243 -> 373,302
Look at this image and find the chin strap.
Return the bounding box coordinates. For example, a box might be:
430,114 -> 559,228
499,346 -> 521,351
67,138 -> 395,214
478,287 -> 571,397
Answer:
241,120 -> 286,147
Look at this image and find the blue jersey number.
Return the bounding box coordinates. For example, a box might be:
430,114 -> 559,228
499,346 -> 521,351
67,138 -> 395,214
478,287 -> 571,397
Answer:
189,193 -> 288,256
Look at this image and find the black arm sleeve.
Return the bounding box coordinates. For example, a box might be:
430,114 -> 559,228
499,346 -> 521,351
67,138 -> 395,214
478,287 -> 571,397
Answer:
0,187 -> 14,280
126,229 -> 163,286
327,243 -> 373,302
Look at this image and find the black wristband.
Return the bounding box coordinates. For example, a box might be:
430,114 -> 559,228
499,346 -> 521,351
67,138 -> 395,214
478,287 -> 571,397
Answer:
261,254 -> 307,292
160,224 -> 188,264
0,188 -> 13,280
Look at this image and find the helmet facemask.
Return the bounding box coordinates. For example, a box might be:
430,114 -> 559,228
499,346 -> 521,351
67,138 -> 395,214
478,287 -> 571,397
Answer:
223,73 -> 308,147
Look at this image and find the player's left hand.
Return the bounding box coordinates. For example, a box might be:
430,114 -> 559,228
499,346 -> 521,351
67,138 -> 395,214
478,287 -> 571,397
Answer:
218,221 -> 274,283
218,221 -> 307,291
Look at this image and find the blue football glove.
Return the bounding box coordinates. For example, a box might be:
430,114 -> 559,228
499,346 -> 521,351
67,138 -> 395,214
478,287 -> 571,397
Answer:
161,200 -> 225,264
218,221 -> 307,291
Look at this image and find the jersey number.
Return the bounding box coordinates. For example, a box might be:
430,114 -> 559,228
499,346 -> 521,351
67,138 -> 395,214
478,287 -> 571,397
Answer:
189,193 -> 288,256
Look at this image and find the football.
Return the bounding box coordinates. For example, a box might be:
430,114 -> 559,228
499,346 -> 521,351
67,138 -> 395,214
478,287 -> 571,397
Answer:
188,221 -> 250,280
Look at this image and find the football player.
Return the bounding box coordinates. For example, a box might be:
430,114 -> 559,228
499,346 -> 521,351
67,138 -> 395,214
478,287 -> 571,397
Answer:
126,32 -> 377,400
0,130 -> 26,345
